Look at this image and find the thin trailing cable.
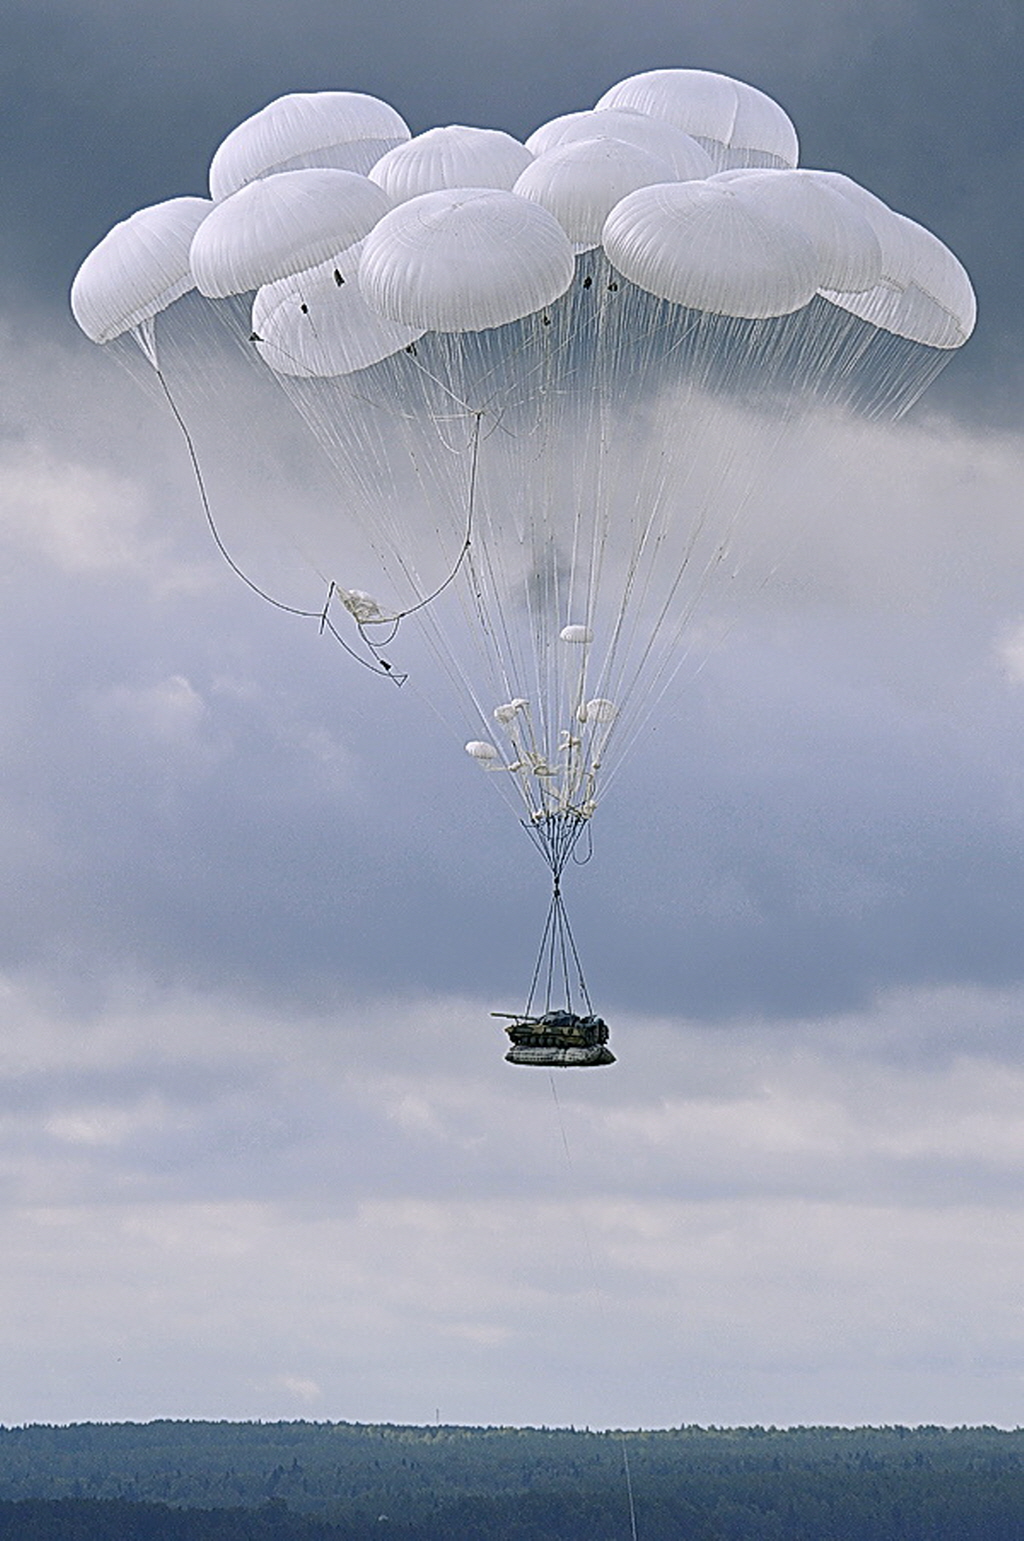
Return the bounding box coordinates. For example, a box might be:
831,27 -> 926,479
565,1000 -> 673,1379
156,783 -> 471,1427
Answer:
152,361 -> 404,682
247,323 -> 494,713
155,365 -> 316,620
354,409 -> 482,630
546,1074 -> 641,1541
234,319 -> 514,705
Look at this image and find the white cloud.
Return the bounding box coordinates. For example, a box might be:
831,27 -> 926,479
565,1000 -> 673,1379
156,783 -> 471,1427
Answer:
0,248 -> 1019,1431
3,973 -> 1024,1423
995,619 -> 1024,683
3,0 -> 1020,1438
93,674 -> 208,747
0,442 -> 154,572
44,1095 -> 176,1149
270,1374 -> 324,1404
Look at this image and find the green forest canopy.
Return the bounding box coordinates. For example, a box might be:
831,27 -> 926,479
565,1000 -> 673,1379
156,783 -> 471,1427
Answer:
1,1422 -> 1024,1541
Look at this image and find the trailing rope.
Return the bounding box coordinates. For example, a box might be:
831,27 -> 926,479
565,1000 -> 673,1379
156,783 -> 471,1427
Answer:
154,363 -> 408,682
547,1075 -> 640,1541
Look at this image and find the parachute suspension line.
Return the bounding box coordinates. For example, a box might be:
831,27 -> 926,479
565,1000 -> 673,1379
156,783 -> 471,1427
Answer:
323,612 -> 408,685
590,295 -> 727,737
360,409 -> 482,627
154,366 -> 314,620
280,341 -> 525,789
586,302 -> 791,798
522,812 -> 593,1017
315,404 -> 485,703
400,344 -> 486,419
152,364 -> 403,683
297,364 -> 501,723
572,819 -> 595,865
398,371 -> 527,741
596,300 -> 920,799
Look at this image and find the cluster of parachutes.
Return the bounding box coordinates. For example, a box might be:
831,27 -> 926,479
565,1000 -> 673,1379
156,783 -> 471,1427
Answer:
71,69 -> 975,848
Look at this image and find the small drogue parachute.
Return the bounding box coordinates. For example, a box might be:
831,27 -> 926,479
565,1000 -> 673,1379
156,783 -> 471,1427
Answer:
71,69 -> 974,1065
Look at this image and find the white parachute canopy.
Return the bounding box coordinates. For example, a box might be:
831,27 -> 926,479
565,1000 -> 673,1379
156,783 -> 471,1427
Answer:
70,67 -> 975,830
515,137 -> 682,252
189,169 -> 393,297
70,196 -> 212,345
711,169 -> 883,293
601,179 -> 822,316
525,107 -> 715,180
251,245 -> 423,378
595,68 -> 800,169
369,125 -> 533,202
208,91 -> 410,200
358,188 -> 575,332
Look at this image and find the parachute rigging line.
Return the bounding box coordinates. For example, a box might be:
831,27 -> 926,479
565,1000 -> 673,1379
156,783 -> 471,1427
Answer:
357,408 -> 483,630
523,814 -> 593,1018
572,819 -> 595,866
523,881 -> 592,1017
153,364 -> 406,683
522,808 -> 592,876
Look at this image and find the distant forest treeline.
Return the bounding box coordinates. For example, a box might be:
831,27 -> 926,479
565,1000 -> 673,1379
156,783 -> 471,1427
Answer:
2,1421 -> 1024,1540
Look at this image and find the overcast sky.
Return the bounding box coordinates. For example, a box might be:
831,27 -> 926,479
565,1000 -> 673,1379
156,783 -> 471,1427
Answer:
3,0 -> 1024,1434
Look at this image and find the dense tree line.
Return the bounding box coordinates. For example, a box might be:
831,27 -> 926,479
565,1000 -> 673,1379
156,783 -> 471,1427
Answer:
1,1423 -> 1023,1540
0,1497 -> 351,1541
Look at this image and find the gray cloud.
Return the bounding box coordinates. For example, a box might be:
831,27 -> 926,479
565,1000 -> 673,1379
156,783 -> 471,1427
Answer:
5,327 -> 1024,1023
4,978 -> 1024,1426
3,0 -> 1024,1431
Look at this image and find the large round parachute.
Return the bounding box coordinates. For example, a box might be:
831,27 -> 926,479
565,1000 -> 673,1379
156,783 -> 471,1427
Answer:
71,69 -> 974,1062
